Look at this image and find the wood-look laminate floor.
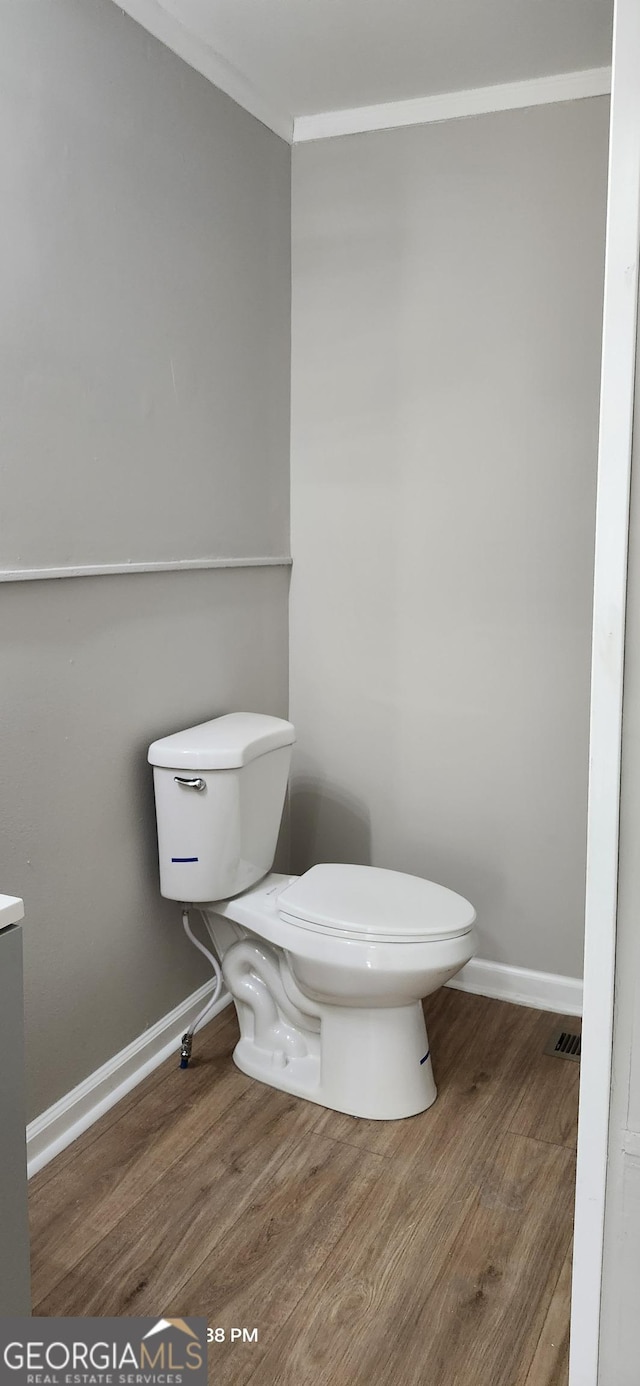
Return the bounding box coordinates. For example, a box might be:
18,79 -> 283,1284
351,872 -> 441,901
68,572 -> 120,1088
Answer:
29,989 -> 579,1386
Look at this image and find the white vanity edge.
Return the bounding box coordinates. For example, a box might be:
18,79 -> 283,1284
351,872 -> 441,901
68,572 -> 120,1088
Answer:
0,895 -> 24,929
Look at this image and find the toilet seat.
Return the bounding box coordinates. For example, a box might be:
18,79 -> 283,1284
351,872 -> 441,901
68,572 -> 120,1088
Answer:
277,863 -> 476,944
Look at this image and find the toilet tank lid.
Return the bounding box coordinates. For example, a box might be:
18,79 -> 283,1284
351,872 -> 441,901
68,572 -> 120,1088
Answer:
148,712 -> 295,770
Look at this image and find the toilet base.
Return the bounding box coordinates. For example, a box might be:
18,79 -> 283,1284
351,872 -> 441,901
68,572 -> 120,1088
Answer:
231,1000 -> 437,1121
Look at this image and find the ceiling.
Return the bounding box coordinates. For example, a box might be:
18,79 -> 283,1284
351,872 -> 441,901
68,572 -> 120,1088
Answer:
118,0 -> 613,140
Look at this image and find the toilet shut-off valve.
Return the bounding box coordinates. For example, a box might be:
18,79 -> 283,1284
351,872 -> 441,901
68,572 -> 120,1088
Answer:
179,1032 -> 193,1069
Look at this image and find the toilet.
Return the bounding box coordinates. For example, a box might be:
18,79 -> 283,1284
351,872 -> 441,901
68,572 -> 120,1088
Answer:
148,711 -> 477,1121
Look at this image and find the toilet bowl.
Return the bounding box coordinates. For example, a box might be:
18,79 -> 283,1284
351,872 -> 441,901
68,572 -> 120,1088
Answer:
148,712 -> 477,1121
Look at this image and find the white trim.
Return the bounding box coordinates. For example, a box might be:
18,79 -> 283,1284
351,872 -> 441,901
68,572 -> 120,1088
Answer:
569,1 -> 640,1381
621,1130 -> 640,1160
112,0 -> 293,142
0,556 -> 292,584
0,894 -> 24,929
446,957 -> 582,1016
25,953 -> 580,1180
293,67 -> 612,143
26,983 -> 232,1178
106,5 -> 611,149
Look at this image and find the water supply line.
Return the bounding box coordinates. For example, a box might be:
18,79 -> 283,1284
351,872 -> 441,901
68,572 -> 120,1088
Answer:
179,907 -> 223,1068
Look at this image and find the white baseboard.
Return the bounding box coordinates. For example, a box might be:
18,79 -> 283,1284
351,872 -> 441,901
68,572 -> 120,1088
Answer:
27,956 -> 581,1178
447,956 -> 583,1015
26,983 -> 232,1178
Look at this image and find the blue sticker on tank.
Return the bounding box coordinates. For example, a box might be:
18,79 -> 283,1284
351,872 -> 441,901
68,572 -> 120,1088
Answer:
171,857 -> 199,862
420,1050 -> 430,1065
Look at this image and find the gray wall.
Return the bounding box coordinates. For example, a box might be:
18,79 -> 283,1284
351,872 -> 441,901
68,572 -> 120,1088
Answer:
0,0 -> 289,570
0,0 -> 291,1120
290,99 -> 608,978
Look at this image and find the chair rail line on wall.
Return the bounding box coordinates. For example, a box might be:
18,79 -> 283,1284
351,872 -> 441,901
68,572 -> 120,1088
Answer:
0,557 -> 293,583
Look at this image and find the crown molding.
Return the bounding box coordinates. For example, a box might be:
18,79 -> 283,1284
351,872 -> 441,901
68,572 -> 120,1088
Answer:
293,66 -> 612,143
113,0 -> 294,142
109,4 -> 611,151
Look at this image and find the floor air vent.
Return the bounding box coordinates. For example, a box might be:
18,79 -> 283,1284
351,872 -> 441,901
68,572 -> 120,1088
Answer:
544,1029 -> 581,1062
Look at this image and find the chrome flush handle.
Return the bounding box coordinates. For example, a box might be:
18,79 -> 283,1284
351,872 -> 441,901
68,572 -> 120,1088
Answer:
174,776 -> 207,792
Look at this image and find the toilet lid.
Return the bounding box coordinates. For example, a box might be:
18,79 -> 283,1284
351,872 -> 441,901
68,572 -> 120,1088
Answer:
277,864 -> 476,943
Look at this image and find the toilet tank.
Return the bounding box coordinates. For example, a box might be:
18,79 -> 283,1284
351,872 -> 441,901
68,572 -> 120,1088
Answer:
148,712 -> 295,903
